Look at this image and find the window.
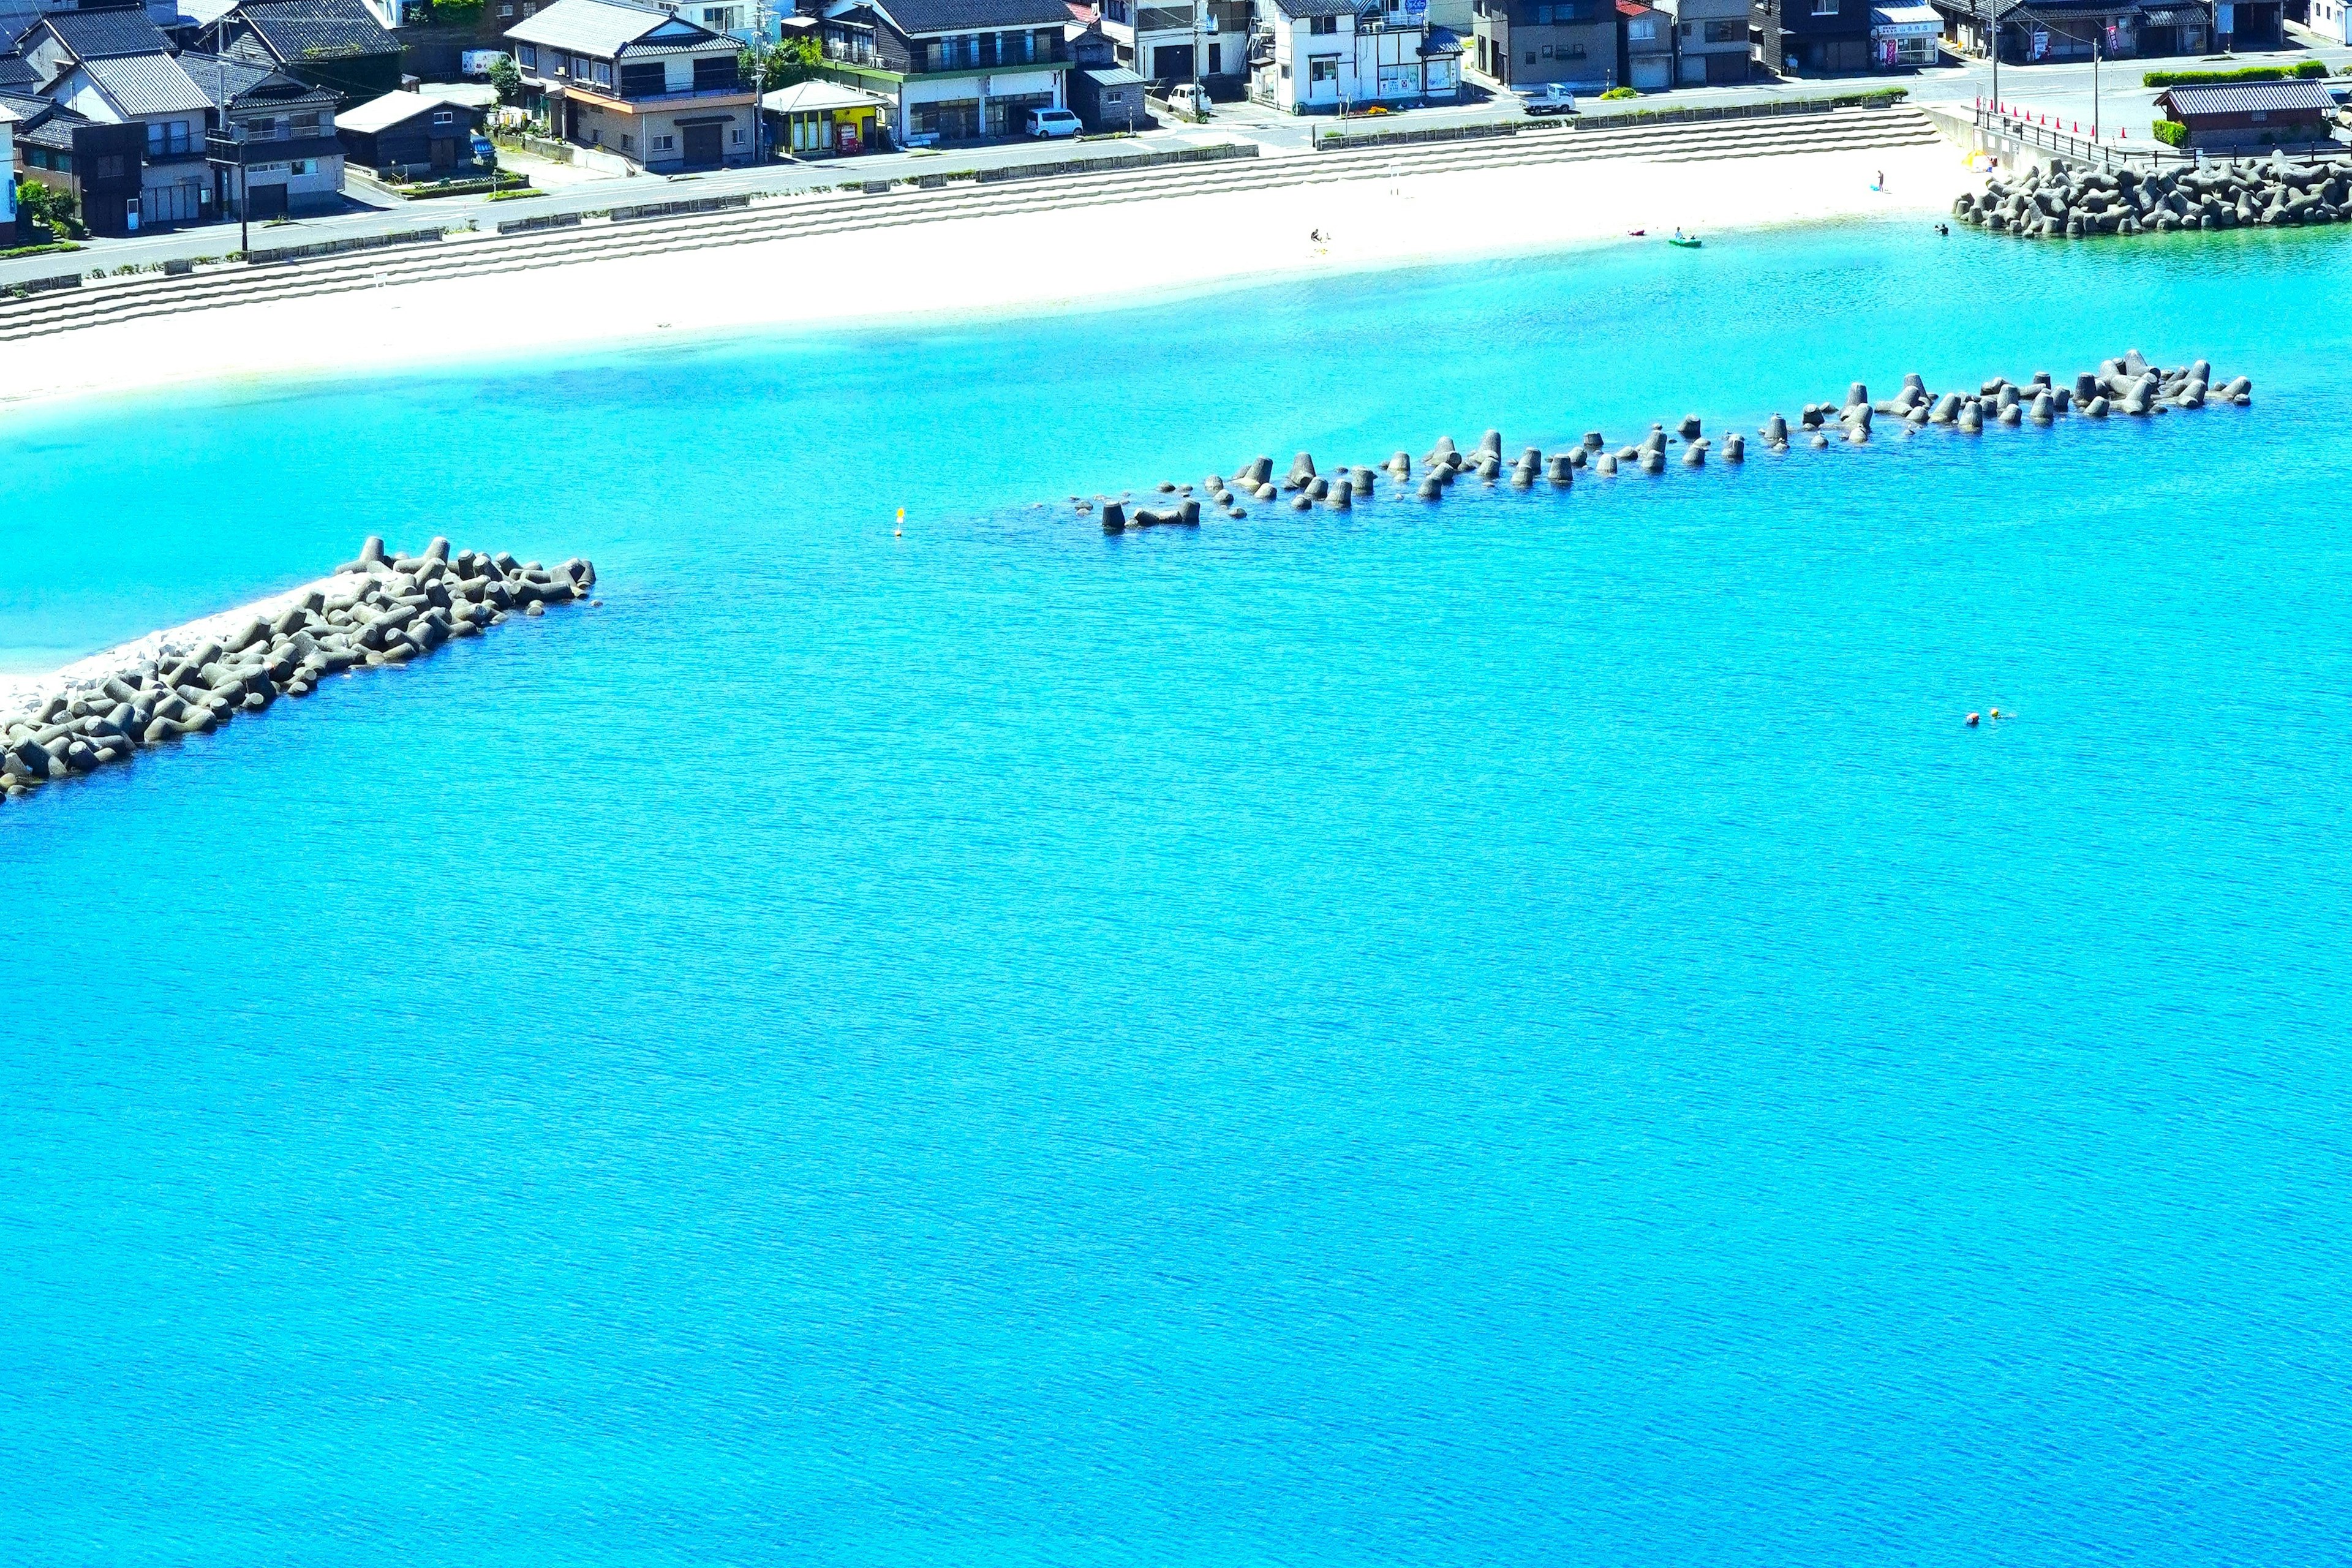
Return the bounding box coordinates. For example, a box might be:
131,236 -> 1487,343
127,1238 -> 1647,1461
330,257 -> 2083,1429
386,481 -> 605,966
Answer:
292,111 -> 321,134
655,133 -> 673,149
1279,61 -> 1291,77
432,109 -> 456,127
594,59 -> 612,83
499,2 -> 511,13
94,153 -> 126,178
731,126 -> 744,141
290,158 -> 314,175
620,60 -> 666,92
1705,18 -> 1743,40
1628,17 -> 1654,39
1524,49 -> 1534,61
1310,13 -> 1338,31
145,120 -> 192,156
621,132 -> 633,149
1541,42 -> 1553,55
1309,57 -> 1337,80
1811,0 -> 1836,12
699,4 -> 741,27
517,42 -> 537,67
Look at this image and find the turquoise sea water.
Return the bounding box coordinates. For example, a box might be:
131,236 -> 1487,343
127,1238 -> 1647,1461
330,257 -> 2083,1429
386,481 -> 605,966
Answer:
6,219 -> 2352,1566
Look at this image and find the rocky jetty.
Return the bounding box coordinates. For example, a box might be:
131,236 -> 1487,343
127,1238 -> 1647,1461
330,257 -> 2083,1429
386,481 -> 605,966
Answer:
1955,154 -> 2352,238
1083,349 -> 2247,533
2,537 -> 595,803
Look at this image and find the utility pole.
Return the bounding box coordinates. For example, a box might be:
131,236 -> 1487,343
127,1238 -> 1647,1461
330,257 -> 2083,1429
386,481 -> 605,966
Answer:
749,0 -> 768,164
2091,26 -> 2099,143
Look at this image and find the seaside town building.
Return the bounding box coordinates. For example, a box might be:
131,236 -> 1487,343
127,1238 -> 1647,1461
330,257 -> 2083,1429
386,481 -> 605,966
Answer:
1062,18 -> 1148,131
1926,0 -> 2222,59
1654,0 -> 1751,83
1248,0 -> 1461,112
1095,0 -> 1251,90
812,0 -> 1074,145
334,85 -> 486,177
1615,0 -> 1669,87
2155,79 -> 2334,148
1751,0 -> 1872,74
1867,0 -> 1939,62
183,50 -> 344,219
196,0 -> 404,103
0,99 -> 15,241
507,0 -> 756,169
2312,0 -> 2352,45
1467,0 -> 1617,93
758,75 -> 890,154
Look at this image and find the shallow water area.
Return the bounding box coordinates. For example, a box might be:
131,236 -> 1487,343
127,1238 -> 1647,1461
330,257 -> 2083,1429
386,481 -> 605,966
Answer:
5,218 -> 2352,1566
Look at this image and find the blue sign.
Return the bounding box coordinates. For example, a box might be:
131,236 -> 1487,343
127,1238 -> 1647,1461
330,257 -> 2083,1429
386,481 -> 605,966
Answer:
1406,0 -> 1426,13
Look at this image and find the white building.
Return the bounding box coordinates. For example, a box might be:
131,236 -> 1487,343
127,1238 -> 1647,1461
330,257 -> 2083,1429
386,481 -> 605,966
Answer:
1248,0 -> 1460,114
2309,0 -> 2352,43
1098,0 -> 1253,88
0,102 -> 16,238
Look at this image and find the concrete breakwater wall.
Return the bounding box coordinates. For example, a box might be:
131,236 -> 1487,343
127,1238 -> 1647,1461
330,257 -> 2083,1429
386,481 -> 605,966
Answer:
1956,155 -> 2352,238
1,537 -> 596,803
1088,349 -> 2247,531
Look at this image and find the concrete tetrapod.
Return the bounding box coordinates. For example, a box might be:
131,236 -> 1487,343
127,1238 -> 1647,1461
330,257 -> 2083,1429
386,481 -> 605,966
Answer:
2,541 -> 597,803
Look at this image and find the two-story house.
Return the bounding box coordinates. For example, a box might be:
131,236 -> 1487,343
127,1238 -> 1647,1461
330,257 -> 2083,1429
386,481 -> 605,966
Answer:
1468,0 -> 1616,91
1752,0 -> 1871,73
1615,0 -> 1670,85
43,45 -> 219,227
1247,0 -> 1459,113
1096,0 -> 1250,89
508,0 -> 755,169
1656,0 -> 1747,81
815,0 -> 1072,145
182,50 -> 343,217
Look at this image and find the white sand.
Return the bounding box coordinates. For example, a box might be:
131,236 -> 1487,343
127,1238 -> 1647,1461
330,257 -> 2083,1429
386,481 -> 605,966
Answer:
0,572 -> 357,722
1,138 -> 1973,413
2,139 -> 1972,699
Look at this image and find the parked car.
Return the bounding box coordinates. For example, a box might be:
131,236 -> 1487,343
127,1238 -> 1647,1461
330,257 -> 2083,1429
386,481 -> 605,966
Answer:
461,50 -> 508,79
1166,83 -> 1210,121
1525,85 -> 1578,116
1027,107 -> 1083,139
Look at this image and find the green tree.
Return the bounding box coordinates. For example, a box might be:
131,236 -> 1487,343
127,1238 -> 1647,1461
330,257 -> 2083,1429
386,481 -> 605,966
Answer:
16,181 -> 81,238
489,53 -> 523,103
738,34 -> 823,91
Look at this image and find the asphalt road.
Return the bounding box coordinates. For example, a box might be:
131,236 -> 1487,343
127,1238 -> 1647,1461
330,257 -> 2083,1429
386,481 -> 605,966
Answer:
8,40 -> 2346,288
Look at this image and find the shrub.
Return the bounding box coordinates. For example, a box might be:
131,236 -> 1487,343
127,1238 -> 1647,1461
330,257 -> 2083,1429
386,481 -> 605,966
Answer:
16,181 -> 83,238
2144,61 -> 2329,86
2152,118 -> 2187,147
1599,86 -> 1638,99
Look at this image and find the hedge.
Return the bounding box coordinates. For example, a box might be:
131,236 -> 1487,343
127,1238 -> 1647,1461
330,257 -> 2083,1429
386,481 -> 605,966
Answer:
2152,118 -> 2188,147
2143,61 -> 2328,86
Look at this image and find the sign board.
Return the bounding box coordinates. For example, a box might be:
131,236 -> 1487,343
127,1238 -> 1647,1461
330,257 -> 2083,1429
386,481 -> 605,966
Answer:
2030,27 -> 2048,56
1406,0 -> 1427,15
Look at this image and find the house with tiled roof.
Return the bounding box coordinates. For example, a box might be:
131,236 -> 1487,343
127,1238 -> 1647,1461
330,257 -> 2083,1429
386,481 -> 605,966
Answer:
1251,0 -> 1460,113
181,48 -> 344,217
15,6 -> 176,86
813,0 -> 1076,143
506,0 -> 755,169
197,0 -> 402,102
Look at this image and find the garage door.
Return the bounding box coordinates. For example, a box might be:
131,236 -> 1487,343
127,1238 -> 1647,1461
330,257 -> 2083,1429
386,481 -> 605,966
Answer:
1632,58 -> 1672,89
682,122 -> 723,167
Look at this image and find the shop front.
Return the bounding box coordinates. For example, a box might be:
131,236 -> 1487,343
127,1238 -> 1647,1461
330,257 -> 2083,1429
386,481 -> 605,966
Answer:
762,78 -> 892,156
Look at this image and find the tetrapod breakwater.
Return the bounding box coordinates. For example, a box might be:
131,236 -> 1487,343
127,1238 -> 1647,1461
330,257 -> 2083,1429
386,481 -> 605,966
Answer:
2,536 -> 597,803
1082,349 -> 2250,532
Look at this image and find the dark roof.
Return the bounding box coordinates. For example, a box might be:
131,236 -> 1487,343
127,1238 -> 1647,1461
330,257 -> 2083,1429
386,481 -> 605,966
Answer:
178,47 -> 324,105
0,53 -> 36,88
870,0 -> 1076,33
1076,63 -> 1142,84
1265,0 -> 1361,15
2157,80 -> 2334,115
35,6 -> 173,59
0,85 -> 50,120
232,0 -> 398,61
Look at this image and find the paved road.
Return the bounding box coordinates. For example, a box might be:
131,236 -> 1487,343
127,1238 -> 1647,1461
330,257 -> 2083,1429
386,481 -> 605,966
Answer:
9,41 -> 2346,287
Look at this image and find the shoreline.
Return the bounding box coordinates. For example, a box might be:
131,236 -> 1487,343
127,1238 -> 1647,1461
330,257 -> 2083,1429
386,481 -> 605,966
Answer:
0,140 -> 1973,419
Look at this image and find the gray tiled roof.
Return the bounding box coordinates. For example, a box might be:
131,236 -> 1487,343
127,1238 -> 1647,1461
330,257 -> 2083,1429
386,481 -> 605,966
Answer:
1265,0 -> 1365,17
0,51 -> 36,88
82,50 -> 215,113
178,48 -> 324,107
234,0 -> 398,61
36,6 -> 173,59
870,0 -> 1077,35
2157,80 -> 2334,116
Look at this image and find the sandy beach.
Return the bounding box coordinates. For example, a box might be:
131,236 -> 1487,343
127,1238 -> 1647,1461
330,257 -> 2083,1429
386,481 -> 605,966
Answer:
1,138 -> 1974,415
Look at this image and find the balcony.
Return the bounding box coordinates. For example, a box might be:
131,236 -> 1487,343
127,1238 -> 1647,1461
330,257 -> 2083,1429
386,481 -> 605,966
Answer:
545,66 -> 749,104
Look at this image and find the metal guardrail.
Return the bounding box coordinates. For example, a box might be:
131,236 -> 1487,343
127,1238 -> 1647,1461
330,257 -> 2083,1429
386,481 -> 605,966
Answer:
1966,105 -> 2192,171
497,211 -> 583,235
